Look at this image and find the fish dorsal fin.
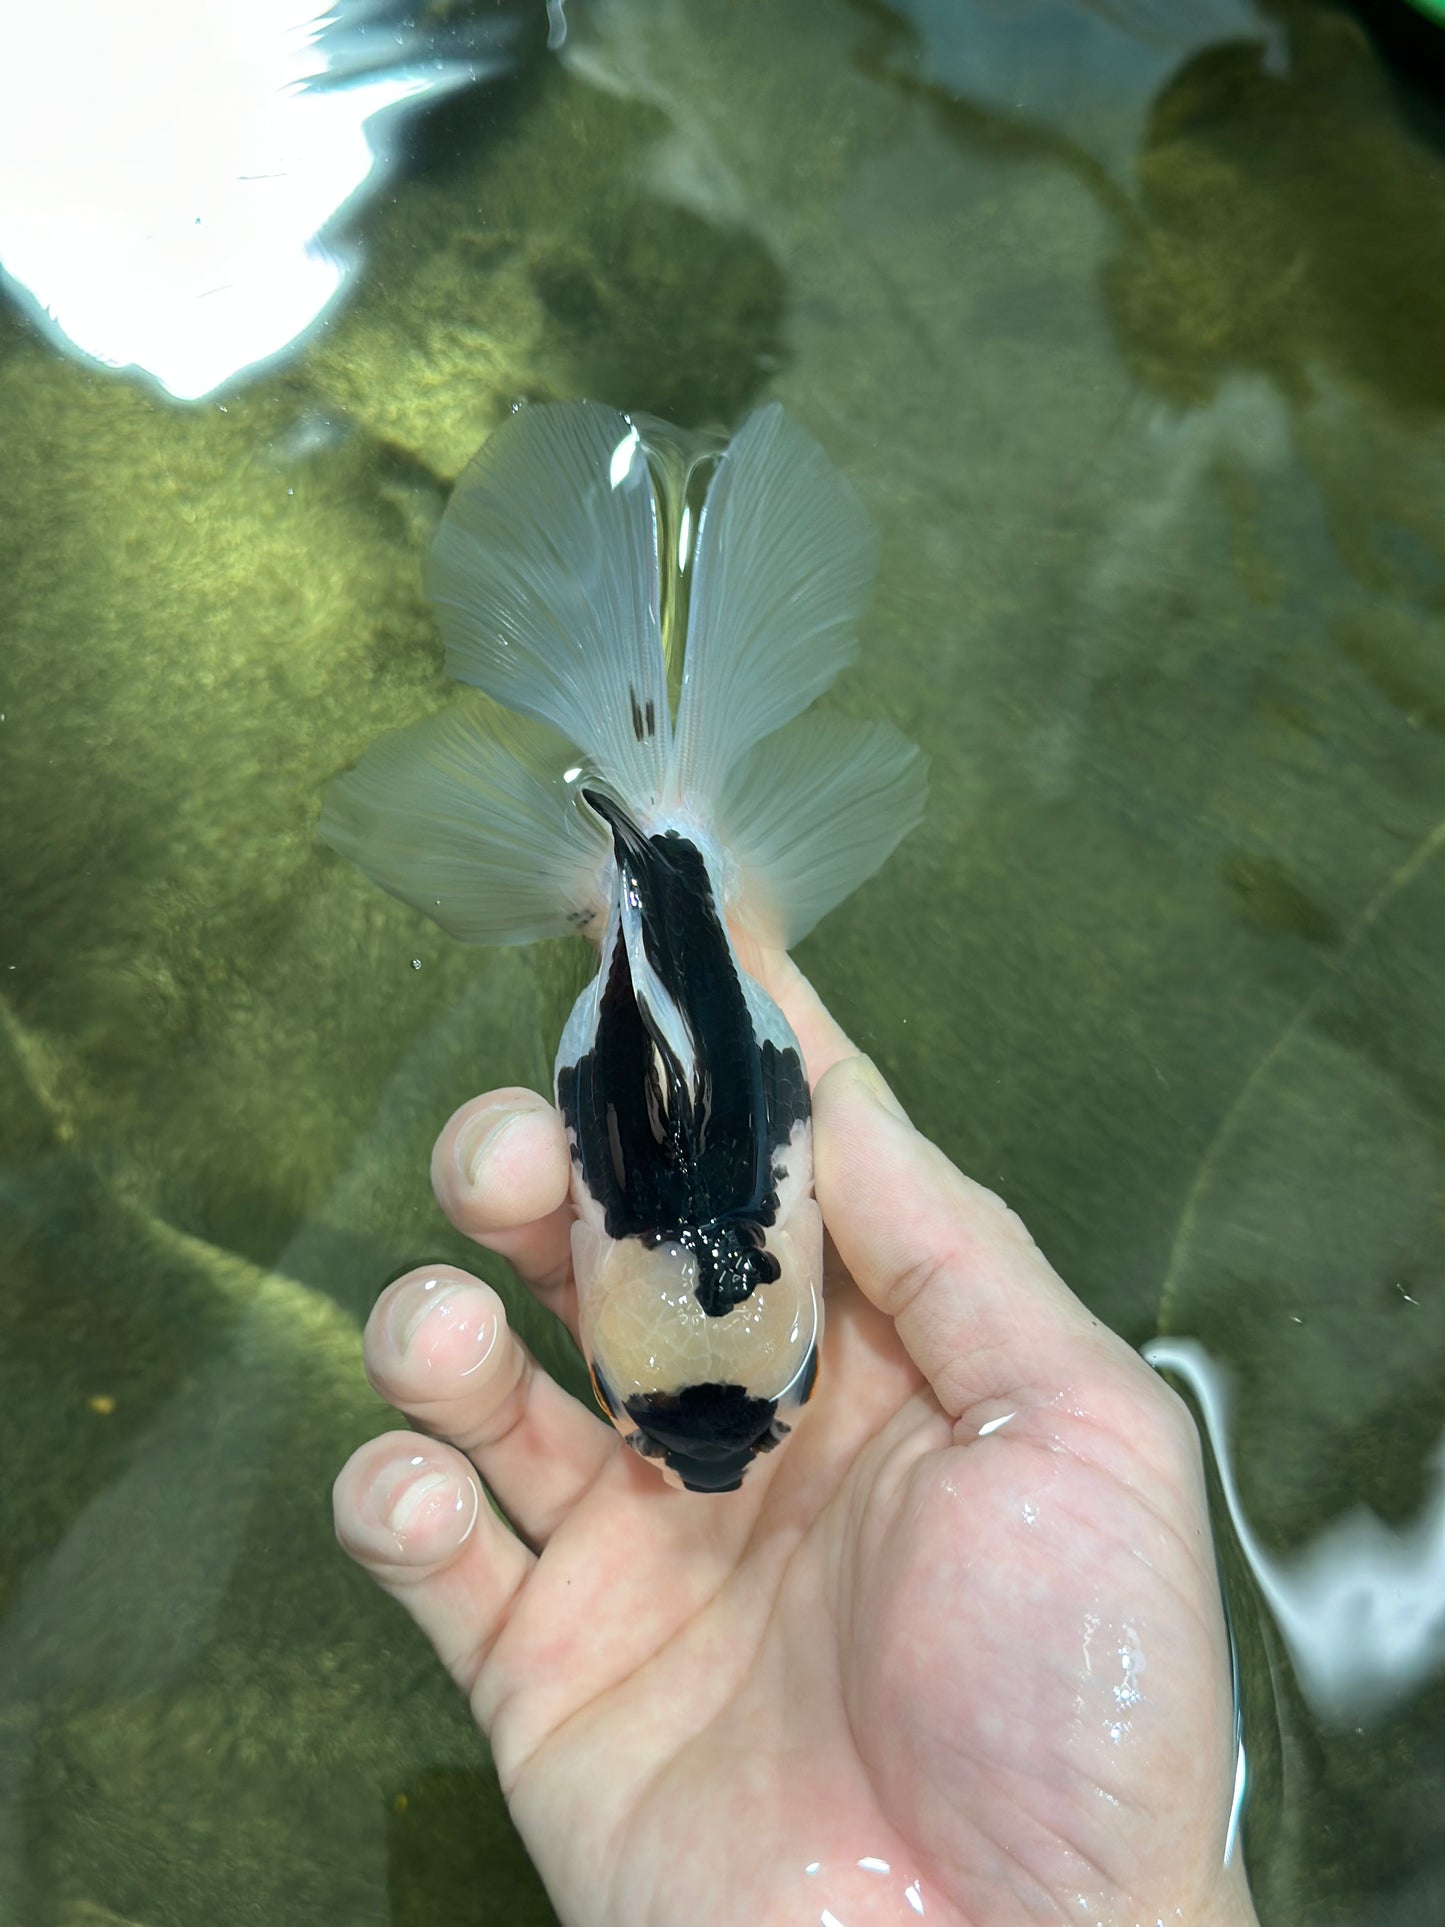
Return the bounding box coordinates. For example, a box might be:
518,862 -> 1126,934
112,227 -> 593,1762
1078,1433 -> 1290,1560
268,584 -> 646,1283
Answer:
426,401 -> 672,807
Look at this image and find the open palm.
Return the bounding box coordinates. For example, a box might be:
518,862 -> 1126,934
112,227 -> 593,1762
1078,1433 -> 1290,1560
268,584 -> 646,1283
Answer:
334,957 -> 1254,1927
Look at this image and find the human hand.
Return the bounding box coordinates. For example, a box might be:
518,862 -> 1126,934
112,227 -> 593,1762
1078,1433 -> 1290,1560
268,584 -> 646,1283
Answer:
334,955 -> 1257,1927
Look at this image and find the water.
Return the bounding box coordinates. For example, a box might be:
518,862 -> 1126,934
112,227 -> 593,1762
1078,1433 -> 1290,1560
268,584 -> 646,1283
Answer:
3,0 -> 1445,1920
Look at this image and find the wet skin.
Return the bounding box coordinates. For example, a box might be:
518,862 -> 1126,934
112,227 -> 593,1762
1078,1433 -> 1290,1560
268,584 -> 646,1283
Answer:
333,949 -> 1260,1927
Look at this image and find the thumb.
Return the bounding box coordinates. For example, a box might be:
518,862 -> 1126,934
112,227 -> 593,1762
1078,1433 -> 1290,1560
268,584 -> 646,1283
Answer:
812,1056 -> 1105,1420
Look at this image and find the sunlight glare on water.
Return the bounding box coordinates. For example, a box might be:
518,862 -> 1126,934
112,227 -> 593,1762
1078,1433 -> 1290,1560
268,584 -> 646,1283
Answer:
0,0 -> 529,398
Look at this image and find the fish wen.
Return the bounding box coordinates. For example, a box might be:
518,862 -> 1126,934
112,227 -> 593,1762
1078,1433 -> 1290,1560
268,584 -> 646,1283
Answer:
321,400 -> 926,1492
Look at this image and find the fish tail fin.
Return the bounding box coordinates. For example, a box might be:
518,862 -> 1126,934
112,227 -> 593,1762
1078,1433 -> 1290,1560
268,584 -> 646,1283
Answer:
322,397 -> 677,940
318,698 -> 611,944
322,399 -> 924,952
717,712 -> 928,948
425,400 -> 674,812
667,404 -> 927,944
670,404 -> 878,807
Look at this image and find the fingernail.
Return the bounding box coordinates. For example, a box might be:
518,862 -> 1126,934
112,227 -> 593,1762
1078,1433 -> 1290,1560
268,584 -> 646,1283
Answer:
457,1109 -> 527,1189
856,1055 -> 910,1124
386,1275 -> 464,1357
388,1469 -> 453,1531
376,1458 -> 478,1542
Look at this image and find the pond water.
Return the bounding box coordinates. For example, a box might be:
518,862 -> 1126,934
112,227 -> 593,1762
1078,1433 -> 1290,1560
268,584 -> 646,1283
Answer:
3,1 -> 1445,1922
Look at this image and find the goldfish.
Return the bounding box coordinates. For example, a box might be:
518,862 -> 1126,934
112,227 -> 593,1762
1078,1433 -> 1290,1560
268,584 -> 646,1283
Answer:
321,399 -> 925,1490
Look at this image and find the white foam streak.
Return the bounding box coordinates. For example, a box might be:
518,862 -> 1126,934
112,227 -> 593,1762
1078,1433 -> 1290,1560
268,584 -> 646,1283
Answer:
1146,1336 -> 1445,1721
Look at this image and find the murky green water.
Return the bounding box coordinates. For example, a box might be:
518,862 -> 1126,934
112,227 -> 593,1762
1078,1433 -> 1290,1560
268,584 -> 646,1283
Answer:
3,0 -> 1445,1920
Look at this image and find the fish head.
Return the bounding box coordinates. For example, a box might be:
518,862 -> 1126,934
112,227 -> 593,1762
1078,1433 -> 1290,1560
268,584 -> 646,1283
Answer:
571,1201 -> 822,1493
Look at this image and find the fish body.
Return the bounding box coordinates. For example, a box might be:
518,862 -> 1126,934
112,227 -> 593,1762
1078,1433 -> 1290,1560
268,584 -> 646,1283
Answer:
322,399 -> 925,1490
558,795 -> 820,1491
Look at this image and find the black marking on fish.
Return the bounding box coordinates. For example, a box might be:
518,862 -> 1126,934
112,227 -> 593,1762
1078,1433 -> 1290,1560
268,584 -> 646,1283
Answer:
558,803 -> 809,1319
621,1381 -> 784,1492
591,1359 -> 620,1419
793,1341 -> 820,1406
628,687 -> 658,742
624,697 -> 655,747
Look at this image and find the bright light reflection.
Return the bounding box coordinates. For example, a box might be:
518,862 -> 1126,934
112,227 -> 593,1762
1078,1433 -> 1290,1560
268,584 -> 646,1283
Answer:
609,426 -> 641,490
0,1 -> 519,399
1147,1337 -> 1445,1721
857,1857 -> 890,1875
1224,1723 -> 1247,1868
978,1410 -> 1016,1436
905,1880 -> 925,1915
677,504 -> 692,571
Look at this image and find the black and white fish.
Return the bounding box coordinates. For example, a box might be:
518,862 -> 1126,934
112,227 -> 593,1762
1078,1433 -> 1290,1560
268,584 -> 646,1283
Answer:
322,399 -> 926,1491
